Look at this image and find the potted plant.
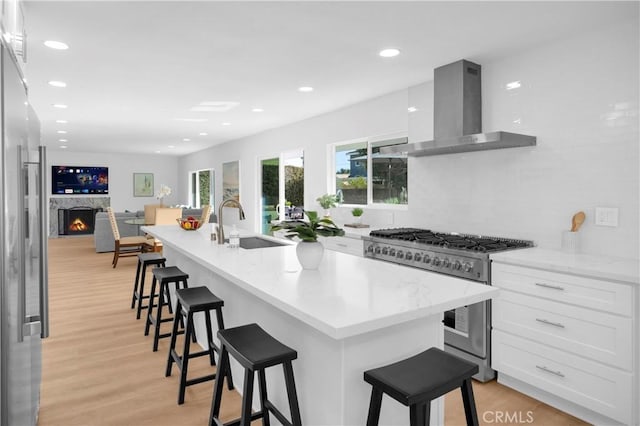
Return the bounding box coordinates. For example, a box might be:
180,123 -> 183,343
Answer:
316,193 -> 339,217
351,207 -> 364,224
271,211 -> 344,269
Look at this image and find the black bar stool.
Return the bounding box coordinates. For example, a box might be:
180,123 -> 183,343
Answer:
131,252 -> 166,319
165,286 -> 234,404
364,347 -> 479,426
209,323 -> 302,426
144,266 -> 189,352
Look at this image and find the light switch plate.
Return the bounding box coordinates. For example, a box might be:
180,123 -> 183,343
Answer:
595,207 -> 619,227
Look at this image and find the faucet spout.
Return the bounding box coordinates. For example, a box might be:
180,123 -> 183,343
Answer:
217,199 -> 246,244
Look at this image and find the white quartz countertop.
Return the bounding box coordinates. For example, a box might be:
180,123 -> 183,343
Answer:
490,248 -> 639,285
144,225 -> 498,339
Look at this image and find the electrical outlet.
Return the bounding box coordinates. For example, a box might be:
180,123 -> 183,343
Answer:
595,207 -> 619,227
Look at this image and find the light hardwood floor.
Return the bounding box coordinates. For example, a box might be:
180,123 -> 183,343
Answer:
40,236 -> 587,426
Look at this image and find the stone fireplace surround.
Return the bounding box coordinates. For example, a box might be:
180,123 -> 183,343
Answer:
49,197 -> 110,237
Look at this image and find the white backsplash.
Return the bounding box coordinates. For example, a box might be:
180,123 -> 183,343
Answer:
399,19 -> 639,259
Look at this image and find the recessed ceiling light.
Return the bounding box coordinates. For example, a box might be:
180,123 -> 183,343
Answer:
168,145 -> 175,149
48,81 -> 67,88
174,118 -> 209,123
59,145 -> 68,149
56,130 -> 67,134
52,104 -> 68,109
58,139 -> 67,142
55,119 -> 68,124
44,40 -> 69,50
506,81 -> 521,90
408,106 -> 418,113
252,108 -> 264,113
221,122 -> 231,126
154,150 -> 161,154
199,132 -> 208,136
298,86 -> 314,92
182,138 -> 190,142
379,48 -> 400,58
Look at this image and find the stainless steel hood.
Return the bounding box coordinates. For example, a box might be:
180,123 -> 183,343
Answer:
382,59 -> 536,157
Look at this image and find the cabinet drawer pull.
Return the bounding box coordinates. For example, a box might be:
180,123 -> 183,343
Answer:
535,282 -> 565,291
536,365 -> 565,378
337,243 -> 348,247
535,318 -> 565,328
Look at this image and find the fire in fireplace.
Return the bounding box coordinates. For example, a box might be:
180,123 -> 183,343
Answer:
58,207 -> 101,235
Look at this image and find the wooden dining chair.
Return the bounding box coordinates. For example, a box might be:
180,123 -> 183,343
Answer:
154,207 -> 183,225
144,204 -> 163,225
106,207 -> 154,268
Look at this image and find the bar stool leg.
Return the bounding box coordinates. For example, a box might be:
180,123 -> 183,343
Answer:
240,369 -> 255,426
209,345 -> 229,426
132,260 -> 142,309
177,311 -> 194,404
409,402 -> 428,426
283,361 -> 302,426
204,312 -> 216,366
144,276 -> 158,336
257,369 -> 270,426
215,309 -> 234,390
366,388 -> 383,426
461,379 -> 479,426
165,301 -> 183,377
152,282 -> 167,352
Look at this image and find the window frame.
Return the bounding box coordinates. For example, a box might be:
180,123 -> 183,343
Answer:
188,168 -> 214,208
329,132 -> 408,209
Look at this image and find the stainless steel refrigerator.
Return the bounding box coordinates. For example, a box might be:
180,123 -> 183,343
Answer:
0,41 -> 48,425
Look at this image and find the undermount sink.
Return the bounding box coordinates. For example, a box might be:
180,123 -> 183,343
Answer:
238,236 -> 287,249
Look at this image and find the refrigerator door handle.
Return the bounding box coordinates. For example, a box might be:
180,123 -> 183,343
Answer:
39,146 -> 49,338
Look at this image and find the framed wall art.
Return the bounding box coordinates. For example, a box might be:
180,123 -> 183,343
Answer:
222,161 -> 240,201
133,172 -> 154,197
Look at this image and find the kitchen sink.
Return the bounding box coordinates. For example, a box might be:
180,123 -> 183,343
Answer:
238,236 -> 287,249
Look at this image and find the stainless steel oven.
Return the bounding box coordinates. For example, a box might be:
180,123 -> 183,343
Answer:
363,228 -> 533,382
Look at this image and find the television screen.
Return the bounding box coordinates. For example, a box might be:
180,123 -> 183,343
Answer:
51,166 -> 109,195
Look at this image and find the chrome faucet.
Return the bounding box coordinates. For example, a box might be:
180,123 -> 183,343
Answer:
217,198 -> 246,244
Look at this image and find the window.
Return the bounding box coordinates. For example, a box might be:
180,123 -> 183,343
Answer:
333,136 -> 408,206
260,150 -> 304,235
189,169 -> 214,208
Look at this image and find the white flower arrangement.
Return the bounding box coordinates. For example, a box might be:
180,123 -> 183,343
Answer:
156,184 -> 172,200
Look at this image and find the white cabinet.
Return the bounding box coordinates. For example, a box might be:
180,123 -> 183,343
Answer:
319,235 -> 363,257
491,259 -> 638,425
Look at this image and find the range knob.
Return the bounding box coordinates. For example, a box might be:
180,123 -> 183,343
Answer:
396,250 -> 404,259
463,262 -> 473,272
442,258 -> 451,268
433,257 -> 441,266
382,247 -> 389,255
423,255 -> 431,264
367,245 -> 374,253
414,253 -> 422,262
405,252 -> 413,261
389,248 -> 396,256
374,246 -> 381,254
453,260 -> 462,271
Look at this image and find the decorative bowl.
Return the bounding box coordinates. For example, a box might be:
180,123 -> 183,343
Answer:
177,217 -> 201,231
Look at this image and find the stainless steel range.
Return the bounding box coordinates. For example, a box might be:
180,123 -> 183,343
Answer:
363,228 -> 534,382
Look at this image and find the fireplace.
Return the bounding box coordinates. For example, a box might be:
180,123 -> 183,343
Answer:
58,207 -> 101,236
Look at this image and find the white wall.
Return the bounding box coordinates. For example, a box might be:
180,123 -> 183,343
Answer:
47,150 -> 180,211
178,18 -> 638,259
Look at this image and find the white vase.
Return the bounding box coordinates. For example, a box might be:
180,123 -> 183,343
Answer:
296,241 -> 324,270
323,209 -> 331,218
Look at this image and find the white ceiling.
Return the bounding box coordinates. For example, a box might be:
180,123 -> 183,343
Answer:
24,1 -> 635,156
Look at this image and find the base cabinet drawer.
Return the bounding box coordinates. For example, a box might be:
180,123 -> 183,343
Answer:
492,330 -> 632,425
319,236 -> 363,256
493,291 -> 632,369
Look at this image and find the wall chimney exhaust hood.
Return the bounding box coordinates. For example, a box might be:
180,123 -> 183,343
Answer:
382,59 -> 536,157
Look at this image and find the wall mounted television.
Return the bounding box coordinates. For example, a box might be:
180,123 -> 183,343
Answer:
51,166 -> 109,195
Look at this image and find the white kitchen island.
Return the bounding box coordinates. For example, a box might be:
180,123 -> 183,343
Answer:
143,225 -> 498,426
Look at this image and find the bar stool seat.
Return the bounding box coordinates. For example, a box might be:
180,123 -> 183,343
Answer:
145,266 -> 189,352
166,286 -> 234,404
209,323 -> 302,426
131,252 -> 166,319
364,347 -> 479,426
